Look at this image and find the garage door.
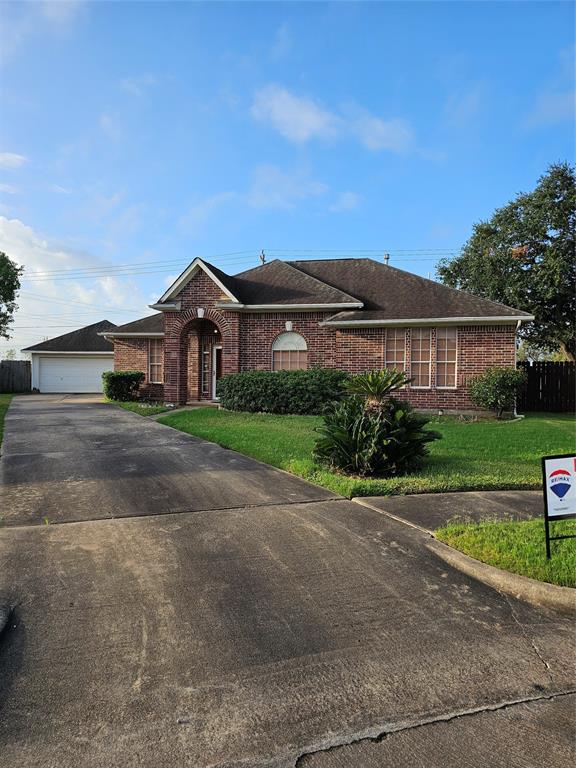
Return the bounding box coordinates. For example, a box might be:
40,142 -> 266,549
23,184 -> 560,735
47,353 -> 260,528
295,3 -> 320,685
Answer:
38,356 -> 114,393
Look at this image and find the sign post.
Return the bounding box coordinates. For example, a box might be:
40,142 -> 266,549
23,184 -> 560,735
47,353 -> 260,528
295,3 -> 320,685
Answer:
541,454 -> 576,558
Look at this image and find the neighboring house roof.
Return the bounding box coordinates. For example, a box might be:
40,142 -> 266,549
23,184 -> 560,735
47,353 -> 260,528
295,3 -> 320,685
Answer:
22,320 -> 117,353
103,313 -> 164,336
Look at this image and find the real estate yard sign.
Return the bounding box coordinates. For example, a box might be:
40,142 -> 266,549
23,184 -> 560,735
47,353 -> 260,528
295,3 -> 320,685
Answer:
541,454 -> 576,558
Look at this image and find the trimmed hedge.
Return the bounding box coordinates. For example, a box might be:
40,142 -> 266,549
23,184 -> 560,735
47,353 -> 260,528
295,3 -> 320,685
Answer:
217,368 -> 350,415
102,370 -> 145,401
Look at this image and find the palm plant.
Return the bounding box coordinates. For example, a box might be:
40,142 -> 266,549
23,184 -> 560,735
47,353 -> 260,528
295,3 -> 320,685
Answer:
345,369 -> 409,409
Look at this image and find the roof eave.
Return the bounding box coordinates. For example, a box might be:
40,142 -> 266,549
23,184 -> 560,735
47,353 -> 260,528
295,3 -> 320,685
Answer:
23,349 -> 114,354
319,315 -> 534,328
215,301 -> 364,312
149,302 -> 181,312
99,332 -> 165,338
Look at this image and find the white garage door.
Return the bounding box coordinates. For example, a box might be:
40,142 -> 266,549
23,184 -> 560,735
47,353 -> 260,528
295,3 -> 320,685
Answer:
38,356 -> 114,393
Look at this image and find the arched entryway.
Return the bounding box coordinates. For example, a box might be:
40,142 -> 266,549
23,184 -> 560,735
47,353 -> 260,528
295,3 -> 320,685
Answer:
182,318 -> 223,402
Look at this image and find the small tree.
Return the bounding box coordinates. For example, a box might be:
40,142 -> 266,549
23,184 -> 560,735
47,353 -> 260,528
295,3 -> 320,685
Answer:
0,251 -> 23,339
314,369 -> 441,477
468,367 -> 526,418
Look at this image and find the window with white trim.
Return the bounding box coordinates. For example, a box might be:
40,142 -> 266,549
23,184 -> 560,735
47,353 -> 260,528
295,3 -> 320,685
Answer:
410,328 -> 431,388
272,332 -> 308,371
436,327 -> 457,388
384,328 -> 406,373
148,339 -> 163,383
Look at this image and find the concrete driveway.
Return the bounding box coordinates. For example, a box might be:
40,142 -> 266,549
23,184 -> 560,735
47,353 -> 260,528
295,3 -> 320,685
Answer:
0,395 -> 336,526
0,396 -> 574,767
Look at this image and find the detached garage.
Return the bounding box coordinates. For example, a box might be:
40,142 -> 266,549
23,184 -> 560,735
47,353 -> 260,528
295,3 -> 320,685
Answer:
22,320 -> 116,394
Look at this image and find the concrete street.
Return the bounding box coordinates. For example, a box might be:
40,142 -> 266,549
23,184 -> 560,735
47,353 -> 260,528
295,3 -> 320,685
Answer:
0,396 -> 574,767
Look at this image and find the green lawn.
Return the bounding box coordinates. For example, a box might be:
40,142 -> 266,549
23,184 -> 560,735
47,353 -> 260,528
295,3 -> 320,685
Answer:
158,409 -> 576,497
108,400 -> 172,417
0,393 -> 13,452
436,518 -> 576,587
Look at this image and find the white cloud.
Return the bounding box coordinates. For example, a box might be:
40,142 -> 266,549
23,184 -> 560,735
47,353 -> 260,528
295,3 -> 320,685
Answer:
251,85 -> 339,143
271,22 -> 291,60
0,183 -> 20,195
99,114 -> 122,141
444,82 -> 487,126
1,1 -> 85,63
527,90 -> 575,126
0,153 -> 28,169
120,74 -> 159,96
351,112 -> 415,153
40,1 -> 84,25
247,164 -> 328,210
51,184 -> 73,194
178,192 -> 235,233
0,216 -> 150,350
329,191 -> 362,212
251,84 -> 417,154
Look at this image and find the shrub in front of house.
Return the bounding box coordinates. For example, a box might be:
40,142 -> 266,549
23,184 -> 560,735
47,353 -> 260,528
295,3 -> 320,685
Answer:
102,370 -> 145,402
468,366 -> 526,418
217,368 -> 350,415
314,369 -> 441,477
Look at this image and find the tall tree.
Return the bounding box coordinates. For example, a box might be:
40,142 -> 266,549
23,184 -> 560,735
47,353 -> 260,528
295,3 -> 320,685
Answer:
0,251 -> 23,340
437,163 -> 576,360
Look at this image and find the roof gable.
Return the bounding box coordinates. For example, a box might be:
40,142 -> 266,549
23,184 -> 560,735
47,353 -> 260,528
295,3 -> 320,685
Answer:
157,258 -> 240,304
22,320 -> 116,353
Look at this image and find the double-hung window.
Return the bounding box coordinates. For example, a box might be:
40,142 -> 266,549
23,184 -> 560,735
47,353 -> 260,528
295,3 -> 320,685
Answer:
148,339 -> 163,383
436,328 -> 457,388
410,328 -> 431,388
384,328 -> 406,374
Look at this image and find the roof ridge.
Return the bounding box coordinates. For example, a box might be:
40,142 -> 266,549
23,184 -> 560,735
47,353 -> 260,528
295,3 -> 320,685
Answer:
286,259 -> 364,304
283,260 -> 363,304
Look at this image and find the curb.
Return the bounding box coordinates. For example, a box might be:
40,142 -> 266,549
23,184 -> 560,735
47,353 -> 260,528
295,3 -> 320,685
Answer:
427,537 -> 576,617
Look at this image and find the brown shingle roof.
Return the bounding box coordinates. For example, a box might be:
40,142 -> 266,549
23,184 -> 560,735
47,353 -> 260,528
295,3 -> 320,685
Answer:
105,314 -> 164,335
23,320 -> 116,352
231,260 -> 361,305
288,259 -> 530,320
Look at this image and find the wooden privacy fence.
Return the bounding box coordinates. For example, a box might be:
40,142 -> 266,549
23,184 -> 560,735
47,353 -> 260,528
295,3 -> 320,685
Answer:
0,360 -> 31,393
517,361 -> 575,413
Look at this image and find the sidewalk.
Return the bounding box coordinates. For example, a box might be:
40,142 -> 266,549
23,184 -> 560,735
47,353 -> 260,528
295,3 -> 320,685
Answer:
354,490 -> 542,533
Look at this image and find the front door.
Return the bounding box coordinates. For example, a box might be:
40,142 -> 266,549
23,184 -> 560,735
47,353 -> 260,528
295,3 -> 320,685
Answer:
212,346 -> 222,399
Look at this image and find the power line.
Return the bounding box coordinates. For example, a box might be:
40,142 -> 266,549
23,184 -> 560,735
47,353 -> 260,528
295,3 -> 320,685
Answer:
20,292 -> 145,313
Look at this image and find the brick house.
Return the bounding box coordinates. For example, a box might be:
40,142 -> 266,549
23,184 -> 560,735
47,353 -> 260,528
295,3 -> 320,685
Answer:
104,257 -> 533,411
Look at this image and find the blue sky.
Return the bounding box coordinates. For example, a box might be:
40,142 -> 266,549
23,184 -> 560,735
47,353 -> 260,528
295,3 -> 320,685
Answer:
0,0 -> 574,352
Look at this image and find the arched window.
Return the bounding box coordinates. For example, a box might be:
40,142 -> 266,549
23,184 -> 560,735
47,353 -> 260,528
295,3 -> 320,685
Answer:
272,332 -> 308,371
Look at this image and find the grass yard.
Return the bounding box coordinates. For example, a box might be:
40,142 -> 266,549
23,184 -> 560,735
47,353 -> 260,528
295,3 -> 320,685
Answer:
0,393 -> 13,451
108,400 -> 173,417
158,409 -> 576,498
436,518 -> 576,587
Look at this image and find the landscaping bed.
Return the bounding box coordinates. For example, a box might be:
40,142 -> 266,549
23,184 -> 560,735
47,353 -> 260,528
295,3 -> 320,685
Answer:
157,409 -> 575,497
108,400 -> 172,417
435,518 -> 576,588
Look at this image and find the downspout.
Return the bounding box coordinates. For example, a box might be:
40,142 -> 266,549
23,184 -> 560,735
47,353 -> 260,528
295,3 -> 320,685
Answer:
514,320 -> 521,418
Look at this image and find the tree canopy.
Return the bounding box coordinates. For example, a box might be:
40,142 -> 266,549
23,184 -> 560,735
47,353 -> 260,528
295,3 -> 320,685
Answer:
437,163 -> 576,360
0,251 -> 23,340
